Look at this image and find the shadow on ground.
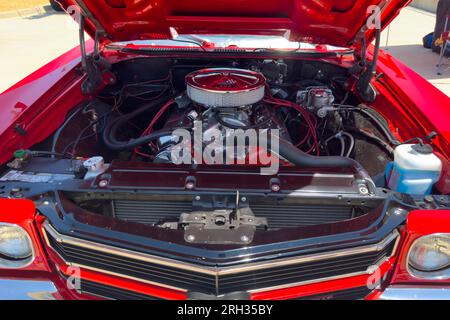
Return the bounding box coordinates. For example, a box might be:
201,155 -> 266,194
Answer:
25,9 -> 63,20
382,44 -> 450,80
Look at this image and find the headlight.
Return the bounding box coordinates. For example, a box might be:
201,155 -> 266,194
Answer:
0,223 -> 34,268
408,233 -> 450,279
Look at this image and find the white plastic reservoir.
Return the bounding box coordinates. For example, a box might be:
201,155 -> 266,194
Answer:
386,144 -> 442,195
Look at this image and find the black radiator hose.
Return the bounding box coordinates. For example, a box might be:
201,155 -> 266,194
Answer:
277,138 -> 363,170
100,96 -> 179,151
104,128 -> 177,151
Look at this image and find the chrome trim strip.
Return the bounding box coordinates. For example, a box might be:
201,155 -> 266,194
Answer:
43,221 -> 399,276
229,230 -> 399,275
68,263 -> 187,293
248,271 -> 368,293
379,286 -> 450,300
79,290 -> 114,301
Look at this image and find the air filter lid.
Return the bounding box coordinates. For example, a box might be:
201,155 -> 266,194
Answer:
186,68 -> 266,107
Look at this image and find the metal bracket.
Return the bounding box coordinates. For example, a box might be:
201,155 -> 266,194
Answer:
181,208 -> 267,245
181,192 -> 267,244
180,207 -> 267,230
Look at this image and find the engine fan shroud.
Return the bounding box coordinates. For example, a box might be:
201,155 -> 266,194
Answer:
186,68 -> 266,107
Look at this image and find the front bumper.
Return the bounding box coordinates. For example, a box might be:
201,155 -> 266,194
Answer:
2,277 -> 450,300
379,286 -> 450,300
0,279 -> 58,300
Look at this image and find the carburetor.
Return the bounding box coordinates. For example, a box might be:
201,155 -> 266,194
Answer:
297,87 -> 335,118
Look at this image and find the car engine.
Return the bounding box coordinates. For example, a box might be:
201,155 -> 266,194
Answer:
152,68 -> 292,164
4,58 -> 404,184
99,62 -> 357,169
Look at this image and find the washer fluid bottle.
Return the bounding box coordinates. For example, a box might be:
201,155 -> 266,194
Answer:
385,143 -> 442,195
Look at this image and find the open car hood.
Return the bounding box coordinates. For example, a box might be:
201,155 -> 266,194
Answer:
66,0 -> 410,47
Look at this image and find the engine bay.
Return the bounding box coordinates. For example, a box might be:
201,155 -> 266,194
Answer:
1,57 -> 447,242
44,58 -> 396,177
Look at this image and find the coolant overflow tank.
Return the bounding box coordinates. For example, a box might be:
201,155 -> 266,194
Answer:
386,144 -> 442,195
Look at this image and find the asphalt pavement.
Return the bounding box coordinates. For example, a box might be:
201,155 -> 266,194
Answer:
381,7 -> 450,96
0,10 -> 81,93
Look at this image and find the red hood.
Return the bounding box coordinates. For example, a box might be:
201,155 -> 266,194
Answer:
67,0 -> 410,47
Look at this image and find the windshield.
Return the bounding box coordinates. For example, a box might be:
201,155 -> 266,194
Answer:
109,35 -> 348,52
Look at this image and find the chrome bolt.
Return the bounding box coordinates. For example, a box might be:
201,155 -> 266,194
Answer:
187,235 -> 195,242
241,197 -> 247,202
359,186 -> 369,195
271,184 -> 281,192
240,235 -> 250,242
43,201 -> 50,206
195,196 -> 201,201
99,180 -> 108,188
393,208 -> 405,216
185,182 -> 195,190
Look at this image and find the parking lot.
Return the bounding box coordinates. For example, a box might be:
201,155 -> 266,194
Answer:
0,6 -> 449,96
0,8 -> 81,93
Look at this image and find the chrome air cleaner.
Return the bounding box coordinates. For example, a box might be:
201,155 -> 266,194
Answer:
186,68 -> 266,107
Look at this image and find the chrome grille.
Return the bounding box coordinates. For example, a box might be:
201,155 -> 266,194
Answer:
43,222 -> 398,296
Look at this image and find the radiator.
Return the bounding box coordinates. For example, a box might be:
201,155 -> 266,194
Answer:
112,200 -> 355,229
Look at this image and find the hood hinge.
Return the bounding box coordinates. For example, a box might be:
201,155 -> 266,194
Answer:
78,15 -> 112,95
355,27 -> 381,103
353,2 -> 389,102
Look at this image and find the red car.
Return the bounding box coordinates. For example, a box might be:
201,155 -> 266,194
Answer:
0,0 -> 449,300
